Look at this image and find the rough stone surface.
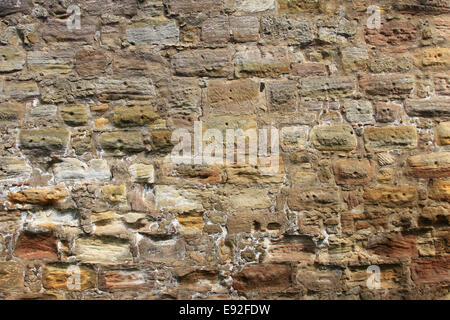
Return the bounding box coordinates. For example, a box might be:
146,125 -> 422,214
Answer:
0,0 -> 448,301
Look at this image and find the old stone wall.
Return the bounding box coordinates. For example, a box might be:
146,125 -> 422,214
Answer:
0,0 -> 449,300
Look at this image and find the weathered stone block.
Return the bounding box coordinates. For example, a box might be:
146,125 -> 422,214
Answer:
75,48 -> 109,77
207,79 -> 259,114
98,131 -> 145,153
0,158 -> 32,182
365,21 -> 417,47
8,186 -> 70,206
311,125 -> 357,151
341,47 -> 369,72
285,187 -> 341,211
414,47 -> 450,69
28,49 -> 74,75
363,186 -> 418,207
14,231 -> 58,260
359,74 -> 414,96
266,80 -> 298,112
364,126 -> 418,152
235,0 -> 275,12
113,106 -> 159,127
333,159 -> 375,185
261,15 -> 314,45
171,49 -> 233,77
375,102 -> 403,123
0,262 -> 24,290
343,100 -> 374,124
230,16 -> 259,42
129,164 -> 155,183
0,102 -> 25,123
227,211 -> 285,234
278,0 -> 320,12
299,76 -> 357,97
61,105 -> 88,126
53,158 -> 110,182
232,264 -> 291,296
435,122 -> 450,145
429,179 -> 450,201
42,264 -> 96,291
235,46 -> 291,78
407,152 -> 450,178
405,97 -> 450,117
19,128 -> 70,152
411,255 -> 450,285
74,237 -> 132,265
154,185 -> 204,212
0,46 -> 26,72
126,19 -> 179,46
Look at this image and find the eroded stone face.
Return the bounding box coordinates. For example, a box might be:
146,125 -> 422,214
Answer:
0,0 -> 448,301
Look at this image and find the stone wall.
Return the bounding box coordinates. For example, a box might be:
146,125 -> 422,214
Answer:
0,0 -> 449,300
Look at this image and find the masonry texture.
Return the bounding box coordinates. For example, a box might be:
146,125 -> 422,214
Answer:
0,0 -> 449,300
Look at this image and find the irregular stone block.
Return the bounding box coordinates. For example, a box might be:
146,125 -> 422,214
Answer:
171,49 -> 232,77
98,131 -> 145,153
0,101 -> 25,123
0,158 -> 32,182
232,264 -> 291,296
235,0 -> 275,12
291,62 -> 328,77
0,262 -> 24,290
405,97 -> 450,117
75,48 -> 109,77
129,164 -> 155,183
53,158 -> 111,182
235,45 -> 291,78
61,105 -> 88,126
364,126 -> 418,152
299,76 -> 357,97
407,152 -> 450,178
343,100 -> 374,124
207,79 -> 259,114
435,122 -> 450,145
201,16 -> 230,44
154,185 -> 204,212
429,179 -> 450,201
341,47 -> 369,72
265,236 -> 315,263
359,74 -> 414,96
113,106 -> 159,127
414,47 -> 450,69
164,0 -> 224,16
227,211 -> 285,234
99,270 -> 149,291
411,255 -> 450,285
0,46 -> 26,72
367,232 -> 418,258
42,264 -> 96,291
278,0 -> 320,12
375,102 -> 403,123
14,231 -> 58,260
73,237 -> 132,265
138,236 -> 185,264
261,15 -> 314,45
285,187 -> 342,211
266,80 -> 298,112
363,185 -> 418,207
230,16 -> 259,42
28,49 -> 74,75
19,128 -> 70,152
102,185 -> 127,203
333,159 -> 375,185
126,19 -> 179,46
3,80 -> 40,100
8,186 -> 70,206
311,125 -> 357,151
365,20 -> 417,47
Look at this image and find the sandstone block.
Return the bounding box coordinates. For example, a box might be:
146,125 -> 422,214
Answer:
8,186 -> 70,206
407,152 -> 450,178
299,76 -> 357,97
14,231 -> 58,260
0,46 -> 26,72
61,105 -> 88,126
207,79 -> 259,114
311,125 -> 357,151
113,106 -> 159,127
233,264 -> 291,296
363,185 -> 418,207
364,126 -> 418,152
126,19 -> 179,46
359,74 -> 414,96
98,131 -> 145,153
19,128 -> 70,152
333,159 -> 375,185
343,100 -> 374,124
74,237 -> 132,265
435,122 -> 450,145
429,179 -> 450,201
42,264 -> 96,291
171,49 -> 232,77
405,97 -> 450,117
129,164 -> 155,183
